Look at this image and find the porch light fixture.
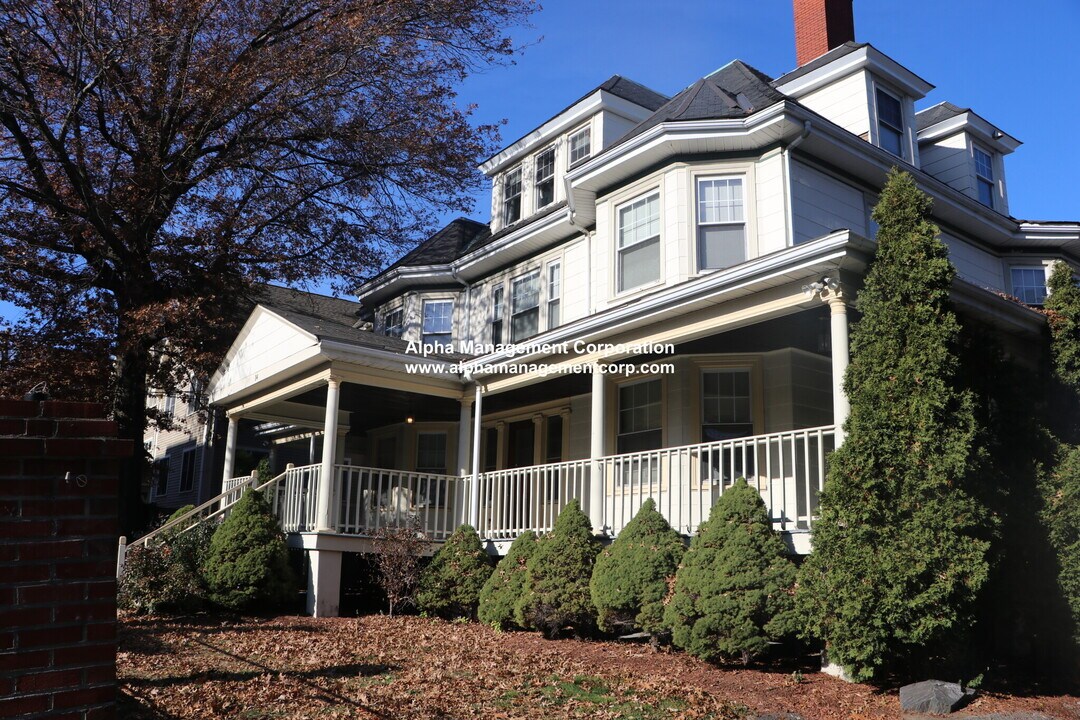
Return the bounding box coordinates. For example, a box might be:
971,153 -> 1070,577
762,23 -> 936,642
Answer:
803,276 -> 839,297
406,416 -> 414,424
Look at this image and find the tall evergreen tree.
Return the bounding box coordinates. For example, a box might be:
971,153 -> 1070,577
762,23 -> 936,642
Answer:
478,530 -> 537,630
796,169 -> 992,682
590,499 -> 685,640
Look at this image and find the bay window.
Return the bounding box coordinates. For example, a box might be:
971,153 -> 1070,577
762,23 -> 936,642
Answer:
617,192 -> 661,293
697,177 -> 746,270
421,300 -> 453,349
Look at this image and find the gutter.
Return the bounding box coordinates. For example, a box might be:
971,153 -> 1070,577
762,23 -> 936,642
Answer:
783,121 -> 812,247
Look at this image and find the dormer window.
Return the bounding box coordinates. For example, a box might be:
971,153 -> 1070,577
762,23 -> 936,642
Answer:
535,147 -> 555,210
569,126 -> 591,166
875,88 -> 904,157
383,307 -> 404,338
974,146 -> 994,208
502,167 -> 522,226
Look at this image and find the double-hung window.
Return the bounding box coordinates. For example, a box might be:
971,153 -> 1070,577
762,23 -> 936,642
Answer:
701,369 -> 754,484
510,271 -> 540,342
974,146 -> 995,208
415,432 -> 448,507
383,307 -> 404,338
491,286 -> 504,345
164,394 -> 176,416
421,300 -> 453,350
547,262 -> 561,329
569,126 -> 591,166
535,147 -> 555,210
1011,267 -> 1047,305
875,88 -> 904,157
617,193 -> 661,293
180,449 -> 196,492
503,167 -> 522,226
616,379 -> 662,485
697,178 -> 746,270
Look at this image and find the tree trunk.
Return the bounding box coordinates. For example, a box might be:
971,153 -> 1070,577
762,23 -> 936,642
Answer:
113,339 -> 151,536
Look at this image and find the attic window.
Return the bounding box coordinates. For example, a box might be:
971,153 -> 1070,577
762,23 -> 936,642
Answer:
875,88 -> 904,157
502,167 -> 522,225
535,147 -> 555,210
569,126 -> 591,166
382,307 -> 403,338
974,146 -> 994,208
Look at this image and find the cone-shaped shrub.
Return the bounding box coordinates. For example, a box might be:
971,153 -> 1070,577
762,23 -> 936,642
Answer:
516,500 -> 599,638
204,490 -> 295,612
478,530 -> 537,629
795,169 -> 991,681
416,524 -> 492,619
590,499 -> 684,638
664,479 -> 797,664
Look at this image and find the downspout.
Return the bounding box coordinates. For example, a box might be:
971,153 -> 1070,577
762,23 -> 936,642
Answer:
783,120 -> 812,247
565,175 -> 595,313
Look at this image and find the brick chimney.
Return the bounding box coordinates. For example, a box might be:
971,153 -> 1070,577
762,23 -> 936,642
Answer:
794,0 -> 855,66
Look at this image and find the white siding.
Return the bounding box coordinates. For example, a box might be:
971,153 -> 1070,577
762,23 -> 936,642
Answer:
601,112 -> 639,148
562,239 -> 590,323
942,232 -> 1005,291
920,133 -> 973,195
791,162 -> 868,244
755,151 -> 787,255
798,71 -> 871,139
569,394 -> 591,460
216,310 -> 317,395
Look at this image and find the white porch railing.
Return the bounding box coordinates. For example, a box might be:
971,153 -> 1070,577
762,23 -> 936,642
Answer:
600,426 -> 835,536
476,459 -> 590,540
271,464 -> 321,533
333,465 -> 467,541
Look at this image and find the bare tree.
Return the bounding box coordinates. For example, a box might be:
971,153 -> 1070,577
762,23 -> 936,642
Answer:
370,521 -> 428,617
0,0 -> 535,531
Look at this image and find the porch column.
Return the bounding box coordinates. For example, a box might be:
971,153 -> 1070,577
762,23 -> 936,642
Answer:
306,549 -> 341,617
589,365 -> 606,533
314,376 -> 342,533
469,384 -> 483,528
532,414 -> 544,464
457,395 -> 474,475
827,290 -> 850,446
222,414 -> 239,484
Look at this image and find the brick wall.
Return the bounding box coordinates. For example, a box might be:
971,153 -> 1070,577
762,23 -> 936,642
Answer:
793,0 -> 856,66
0,399 -> 131,719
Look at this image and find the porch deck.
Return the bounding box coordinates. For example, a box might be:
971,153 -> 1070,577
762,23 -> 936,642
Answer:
253,424 -> 835,552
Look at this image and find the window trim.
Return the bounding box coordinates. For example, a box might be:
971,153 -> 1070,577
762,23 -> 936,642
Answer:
700,367 -> 755,440
874,85 -> 905,158
490,285 -> 504,345
534,145 -> 556,211
568,125 -> 591,168
546,261 -> 561,330
421,298 -> 454,350
382,306 -> 404,339
502,165 -> 523,226
695,175 -> 748,272
615,190 -> 663,295
690,356 -> 765,443
510,269 -> 541,343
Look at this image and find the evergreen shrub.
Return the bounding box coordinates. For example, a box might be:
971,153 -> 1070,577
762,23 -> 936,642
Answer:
416,524 -> 492,619
478,530 -> 537,629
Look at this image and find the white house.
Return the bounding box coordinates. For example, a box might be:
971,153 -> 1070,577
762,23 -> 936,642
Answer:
194,0 -> 1079,617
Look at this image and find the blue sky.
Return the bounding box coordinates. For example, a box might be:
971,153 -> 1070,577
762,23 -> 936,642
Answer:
2,0 -> 1077,320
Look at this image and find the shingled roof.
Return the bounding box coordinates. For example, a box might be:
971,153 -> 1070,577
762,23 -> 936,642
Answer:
381,218 -> 490,273
614,60 -> 786,146
915,101 -> 967,131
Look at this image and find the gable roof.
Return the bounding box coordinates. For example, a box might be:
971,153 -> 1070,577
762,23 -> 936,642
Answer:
614,60 -> 786,145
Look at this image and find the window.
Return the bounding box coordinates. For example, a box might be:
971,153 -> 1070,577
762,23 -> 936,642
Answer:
483,427 -> 499,472
502,166 -> 522,226
1011,267 -> 1048,305
547,262 -> 561,329
974,146 -> 995,208
510,271 -> 540,342
383,307 -> 404,338
179,449 -> 196,492
697,178 -> 746,270
164,394 -> 176,416
569,126 -> 591,166
421,300 -> 453,349
535,147 -> 555,210
617,193 -> 661,292
875,88 -> 904,157
416,432 -> 448,507
154,458 -> 169,497
545,415 -> 563,464
491,286 -> 504,345
701,370 -> 753,442
617,379 -> 662,454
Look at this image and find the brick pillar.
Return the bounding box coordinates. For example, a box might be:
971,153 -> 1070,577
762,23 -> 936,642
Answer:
0,399 -> 131,719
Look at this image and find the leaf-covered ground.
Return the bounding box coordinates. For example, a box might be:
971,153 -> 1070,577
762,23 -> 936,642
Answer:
118,615 -> 1079,719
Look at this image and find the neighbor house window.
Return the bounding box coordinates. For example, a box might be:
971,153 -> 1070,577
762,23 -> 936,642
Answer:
617,379 -> 662,454
415,432 -> 448,506
697,177 -> 746,270
383,307 -> 404,338
491,286 -> 504,345
421,300 -> 453,349
875,88 -> 904,157
569,126 -> 591,166
1011,267 -> 1048,305
502,166 -> 522,225
154,458 -> 169,497
535,146 -> 556,210
164,394 -> 176,416
510,270 -> 540,342
180,449 -> 196,492
974,146 -> 995,208
617,193 -> 661,293
547,262 -> 561,329
701,369 -> 753,442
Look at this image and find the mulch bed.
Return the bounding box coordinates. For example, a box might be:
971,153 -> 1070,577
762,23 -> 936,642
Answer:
118,614 -> 1080,719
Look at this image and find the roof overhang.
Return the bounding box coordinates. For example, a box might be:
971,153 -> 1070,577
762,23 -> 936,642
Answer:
775,44 -> 934,100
